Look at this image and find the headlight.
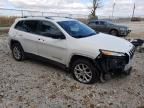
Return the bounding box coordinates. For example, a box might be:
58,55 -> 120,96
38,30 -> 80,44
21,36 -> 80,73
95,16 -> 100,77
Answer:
100,49 -> 125,56
120,28 -> 126,31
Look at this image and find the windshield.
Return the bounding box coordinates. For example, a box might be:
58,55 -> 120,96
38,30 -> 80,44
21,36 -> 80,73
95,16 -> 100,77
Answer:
58,21 -> 97,38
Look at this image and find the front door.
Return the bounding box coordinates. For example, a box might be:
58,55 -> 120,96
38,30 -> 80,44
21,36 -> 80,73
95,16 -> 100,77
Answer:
36,21 -> 68,64
98,21 -> 107,33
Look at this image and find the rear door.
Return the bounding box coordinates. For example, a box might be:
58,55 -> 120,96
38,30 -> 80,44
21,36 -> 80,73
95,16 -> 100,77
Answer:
14,20 -> 40,55
94,21 -> 101,31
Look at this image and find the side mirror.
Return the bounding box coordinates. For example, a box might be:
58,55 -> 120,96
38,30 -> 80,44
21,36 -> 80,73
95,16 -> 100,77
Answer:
59,34 -> 66,39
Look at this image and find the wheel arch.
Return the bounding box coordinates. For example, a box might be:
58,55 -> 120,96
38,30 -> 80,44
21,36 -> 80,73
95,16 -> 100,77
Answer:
109,28 -> 119,34
10,39 -> 22,50
69,54 -> 96,68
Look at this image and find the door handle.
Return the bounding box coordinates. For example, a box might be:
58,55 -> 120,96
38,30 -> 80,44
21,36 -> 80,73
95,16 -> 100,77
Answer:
38,38 -> 45,42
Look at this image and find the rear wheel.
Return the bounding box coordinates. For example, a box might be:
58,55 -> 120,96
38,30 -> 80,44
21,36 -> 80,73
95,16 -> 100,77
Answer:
71,59 -> 99,84
12,43 -> 25,61
110,29 -> 118,36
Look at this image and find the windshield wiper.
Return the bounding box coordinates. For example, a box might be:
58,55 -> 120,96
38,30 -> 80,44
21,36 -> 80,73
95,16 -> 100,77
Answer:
75,35 -> 85,38
74,33 -> 96,38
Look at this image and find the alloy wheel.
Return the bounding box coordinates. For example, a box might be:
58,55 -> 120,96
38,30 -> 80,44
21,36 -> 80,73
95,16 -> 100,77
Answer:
13,46 -> 21,60
74,64 -> 92,83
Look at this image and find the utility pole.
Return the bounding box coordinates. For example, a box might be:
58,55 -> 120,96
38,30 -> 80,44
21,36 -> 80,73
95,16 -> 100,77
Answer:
131,3 -> 136,19
21,10 -> 24,17
112,0 -> 116,19
42,12 -> 44,16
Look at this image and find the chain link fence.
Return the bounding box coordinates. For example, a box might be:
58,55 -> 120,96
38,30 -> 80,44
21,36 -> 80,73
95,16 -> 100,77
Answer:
0,7 -> 91,27
0,7 -> 134,27
0,7 -> 89,18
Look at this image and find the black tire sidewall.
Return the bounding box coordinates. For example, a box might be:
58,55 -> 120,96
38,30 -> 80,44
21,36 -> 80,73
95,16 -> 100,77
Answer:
12,43 -> 25,61
71,59 -> 99,84
110,30 -> 118,36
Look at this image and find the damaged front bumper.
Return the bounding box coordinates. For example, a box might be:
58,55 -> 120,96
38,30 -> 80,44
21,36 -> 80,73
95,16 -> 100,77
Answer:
95,48 -> 135,76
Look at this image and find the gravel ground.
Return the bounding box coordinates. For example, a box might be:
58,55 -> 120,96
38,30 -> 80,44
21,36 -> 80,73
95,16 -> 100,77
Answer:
0,35 -> 144,108
118,21 -> 144,39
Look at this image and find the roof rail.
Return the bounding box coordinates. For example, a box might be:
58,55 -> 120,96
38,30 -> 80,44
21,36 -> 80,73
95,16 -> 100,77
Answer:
21,16 -> 28,18
44,17 -> 53,19
21,16 -> 73,20
21,16 -> 45,18
45,16 -> 73,19
63,16 -> 73,19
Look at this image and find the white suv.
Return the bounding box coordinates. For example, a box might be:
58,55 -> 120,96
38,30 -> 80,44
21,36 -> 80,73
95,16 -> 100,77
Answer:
8,16 -> 135,84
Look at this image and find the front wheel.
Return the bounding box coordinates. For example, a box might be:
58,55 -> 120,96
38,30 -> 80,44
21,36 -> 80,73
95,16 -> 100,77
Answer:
71,59 -> 99,84
110,30 -> 118,36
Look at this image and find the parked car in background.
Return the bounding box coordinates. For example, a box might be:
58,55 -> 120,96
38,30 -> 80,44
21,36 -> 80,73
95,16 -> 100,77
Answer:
131,17 -> 141,22
88,20 -> 131,37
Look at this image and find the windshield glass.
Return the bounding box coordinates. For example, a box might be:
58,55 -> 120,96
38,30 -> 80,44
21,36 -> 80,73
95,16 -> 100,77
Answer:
58,21 -> 97,38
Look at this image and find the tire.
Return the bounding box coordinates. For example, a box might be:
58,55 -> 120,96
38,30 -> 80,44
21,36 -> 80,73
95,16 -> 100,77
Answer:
70,59 -> 99,84
124,67 -> 132,76
12,43 -> 25,61
110,29 -> 118,36
100,73 -> 112,83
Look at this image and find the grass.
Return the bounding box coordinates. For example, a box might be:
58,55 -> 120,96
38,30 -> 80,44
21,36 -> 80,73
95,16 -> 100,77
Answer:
0,30 -> 8,35
0,16 -> 17,27
0,25 -> 10,27
0,16 -> 16,35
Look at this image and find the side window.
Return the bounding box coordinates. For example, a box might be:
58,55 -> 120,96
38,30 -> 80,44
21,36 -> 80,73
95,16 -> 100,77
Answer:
88,22 -> 95,26
15,21 -> 27,32
15,20 -> 39,33
95,21 -> 99,25
23,20 -> 39,33
88,21 -> 94,24
89,22 -> 96,26
38,21 -> 64,38
99,21 -> 105,25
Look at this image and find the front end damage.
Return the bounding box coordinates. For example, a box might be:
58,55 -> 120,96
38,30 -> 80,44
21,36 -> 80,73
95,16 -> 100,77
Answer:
95,47 -> 135,82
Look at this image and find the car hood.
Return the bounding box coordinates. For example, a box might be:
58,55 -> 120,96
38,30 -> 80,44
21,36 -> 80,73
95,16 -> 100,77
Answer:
76,33 -> 133,53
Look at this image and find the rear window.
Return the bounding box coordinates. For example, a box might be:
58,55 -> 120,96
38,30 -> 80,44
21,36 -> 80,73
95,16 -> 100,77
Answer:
23,20 -> 39,33
15,21 -> 26,31
15,20 -> 39,33
99,21 -> 105,25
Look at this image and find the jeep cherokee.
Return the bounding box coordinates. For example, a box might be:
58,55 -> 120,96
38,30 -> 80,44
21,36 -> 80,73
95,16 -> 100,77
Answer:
8,16 -> 135,84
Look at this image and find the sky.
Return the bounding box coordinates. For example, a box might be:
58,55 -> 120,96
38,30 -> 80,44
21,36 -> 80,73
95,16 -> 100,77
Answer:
0,0 -> 144,17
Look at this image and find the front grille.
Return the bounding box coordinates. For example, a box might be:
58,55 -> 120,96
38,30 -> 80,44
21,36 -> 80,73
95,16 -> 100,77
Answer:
129,46 -> 135,59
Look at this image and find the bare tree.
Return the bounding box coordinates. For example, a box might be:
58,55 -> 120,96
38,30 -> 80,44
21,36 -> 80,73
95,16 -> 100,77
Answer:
89,0 -> 102,18
131,3 -> 136,19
